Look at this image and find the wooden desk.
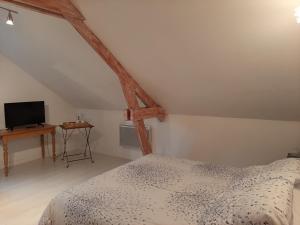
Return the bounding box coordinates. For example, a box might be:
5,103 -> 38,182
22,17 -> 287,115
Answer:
0,124 -> 56,177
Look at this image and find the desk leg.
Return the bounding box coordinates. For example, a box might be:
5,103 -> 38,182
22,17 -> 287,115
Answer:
3,139 -> 8,177
41,135 -> 45,159
51,130 -> 56,162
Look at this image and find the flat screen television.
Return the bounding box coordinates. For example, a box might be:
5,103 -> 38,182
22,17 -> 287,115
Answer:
4,101 -> 45,130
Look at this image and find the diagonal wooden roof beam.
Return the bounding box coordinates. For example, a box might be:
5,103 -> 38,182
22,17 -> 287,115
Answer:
1,0 -> 84,19
0,0 -> 166,154
66,16 -> 159,108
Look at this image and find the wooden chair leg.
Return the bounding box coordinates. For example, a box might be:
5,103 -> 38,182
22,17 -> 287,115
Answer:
41,135 -> 45,159
51,131 -> 56,162
3,140 -> 8,177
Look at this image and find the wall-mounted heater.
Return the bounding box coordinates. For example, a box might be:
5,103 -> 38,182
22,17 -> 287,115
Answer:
119,123 -> 151,148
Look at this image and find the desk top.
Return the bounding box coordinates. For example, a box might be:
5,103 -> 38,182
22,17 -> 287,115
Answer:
59,122 -> 94,130
0,124 -> 56,137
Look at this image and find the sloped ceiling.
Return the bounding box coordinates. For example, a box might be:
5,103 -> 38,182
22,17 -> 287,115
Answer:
0,0 -> 300,121
0,1 -> 126,109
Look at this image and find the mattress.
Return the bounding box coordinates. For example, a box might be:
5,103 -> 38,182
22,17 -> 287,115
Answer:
39,154 -> 300,225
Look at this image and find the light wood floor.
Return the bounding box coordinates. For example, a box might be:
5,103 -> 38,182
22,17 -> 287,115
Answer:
0,153 -> 129,225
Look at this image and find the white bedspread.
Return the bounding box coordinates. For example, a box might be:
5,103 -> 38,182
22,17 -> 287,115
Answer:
293,184 -> 300,225
39,154 -> 300,225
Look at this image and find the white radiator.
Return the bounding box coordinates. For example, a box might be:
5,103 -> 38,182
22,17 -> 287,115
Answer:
119,123 -> 151,148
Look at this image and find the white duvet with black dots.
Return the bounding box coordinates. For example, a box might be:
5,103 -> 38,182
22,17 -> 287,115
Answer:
39,154 -> 300,225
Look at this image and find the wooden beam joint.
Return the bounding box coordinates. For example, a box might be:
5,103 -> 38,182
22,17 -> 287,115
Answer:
126,107 -> 166,122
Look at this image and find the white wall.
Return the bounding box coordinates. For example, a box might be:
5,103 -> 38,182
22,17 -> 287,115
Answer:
1,52 -> 299,168
79,109 -> 300,166
0,54 -> 76,169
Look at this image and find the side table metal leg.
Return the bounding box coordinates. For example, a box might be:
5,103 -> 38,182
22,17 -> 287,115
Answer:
62,129 -> 69,168
85,128 -> 94,163
61,129 -> 66,160
59,125 -> 94,167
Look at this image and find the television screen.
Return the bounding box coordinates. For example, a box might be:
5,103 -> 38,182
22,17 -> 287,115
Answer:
4,101 -> 45,129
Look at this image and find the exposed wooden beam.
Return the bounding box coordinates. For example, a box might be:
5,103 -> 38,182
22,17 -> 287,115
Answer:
134,120 -> 152,155
64,10 -> 161,154
1,0 -> 84,19
129,107 -> 166,122
121,84 -> 152,155
55,0 -> 84,20
0,0 -> 166,155
65,17 -> 158,108
1,0 -> 62,18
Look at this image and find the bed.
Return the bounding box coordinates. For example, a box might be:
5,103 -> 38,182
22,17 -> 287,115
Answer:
39,154 -> 300,225
293,184 -> 300,224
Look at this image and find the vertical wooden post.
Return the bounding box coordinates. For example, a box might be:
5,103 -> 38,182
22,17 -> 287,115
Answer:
121,83 -> 152,155
134,120 -> 151,155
